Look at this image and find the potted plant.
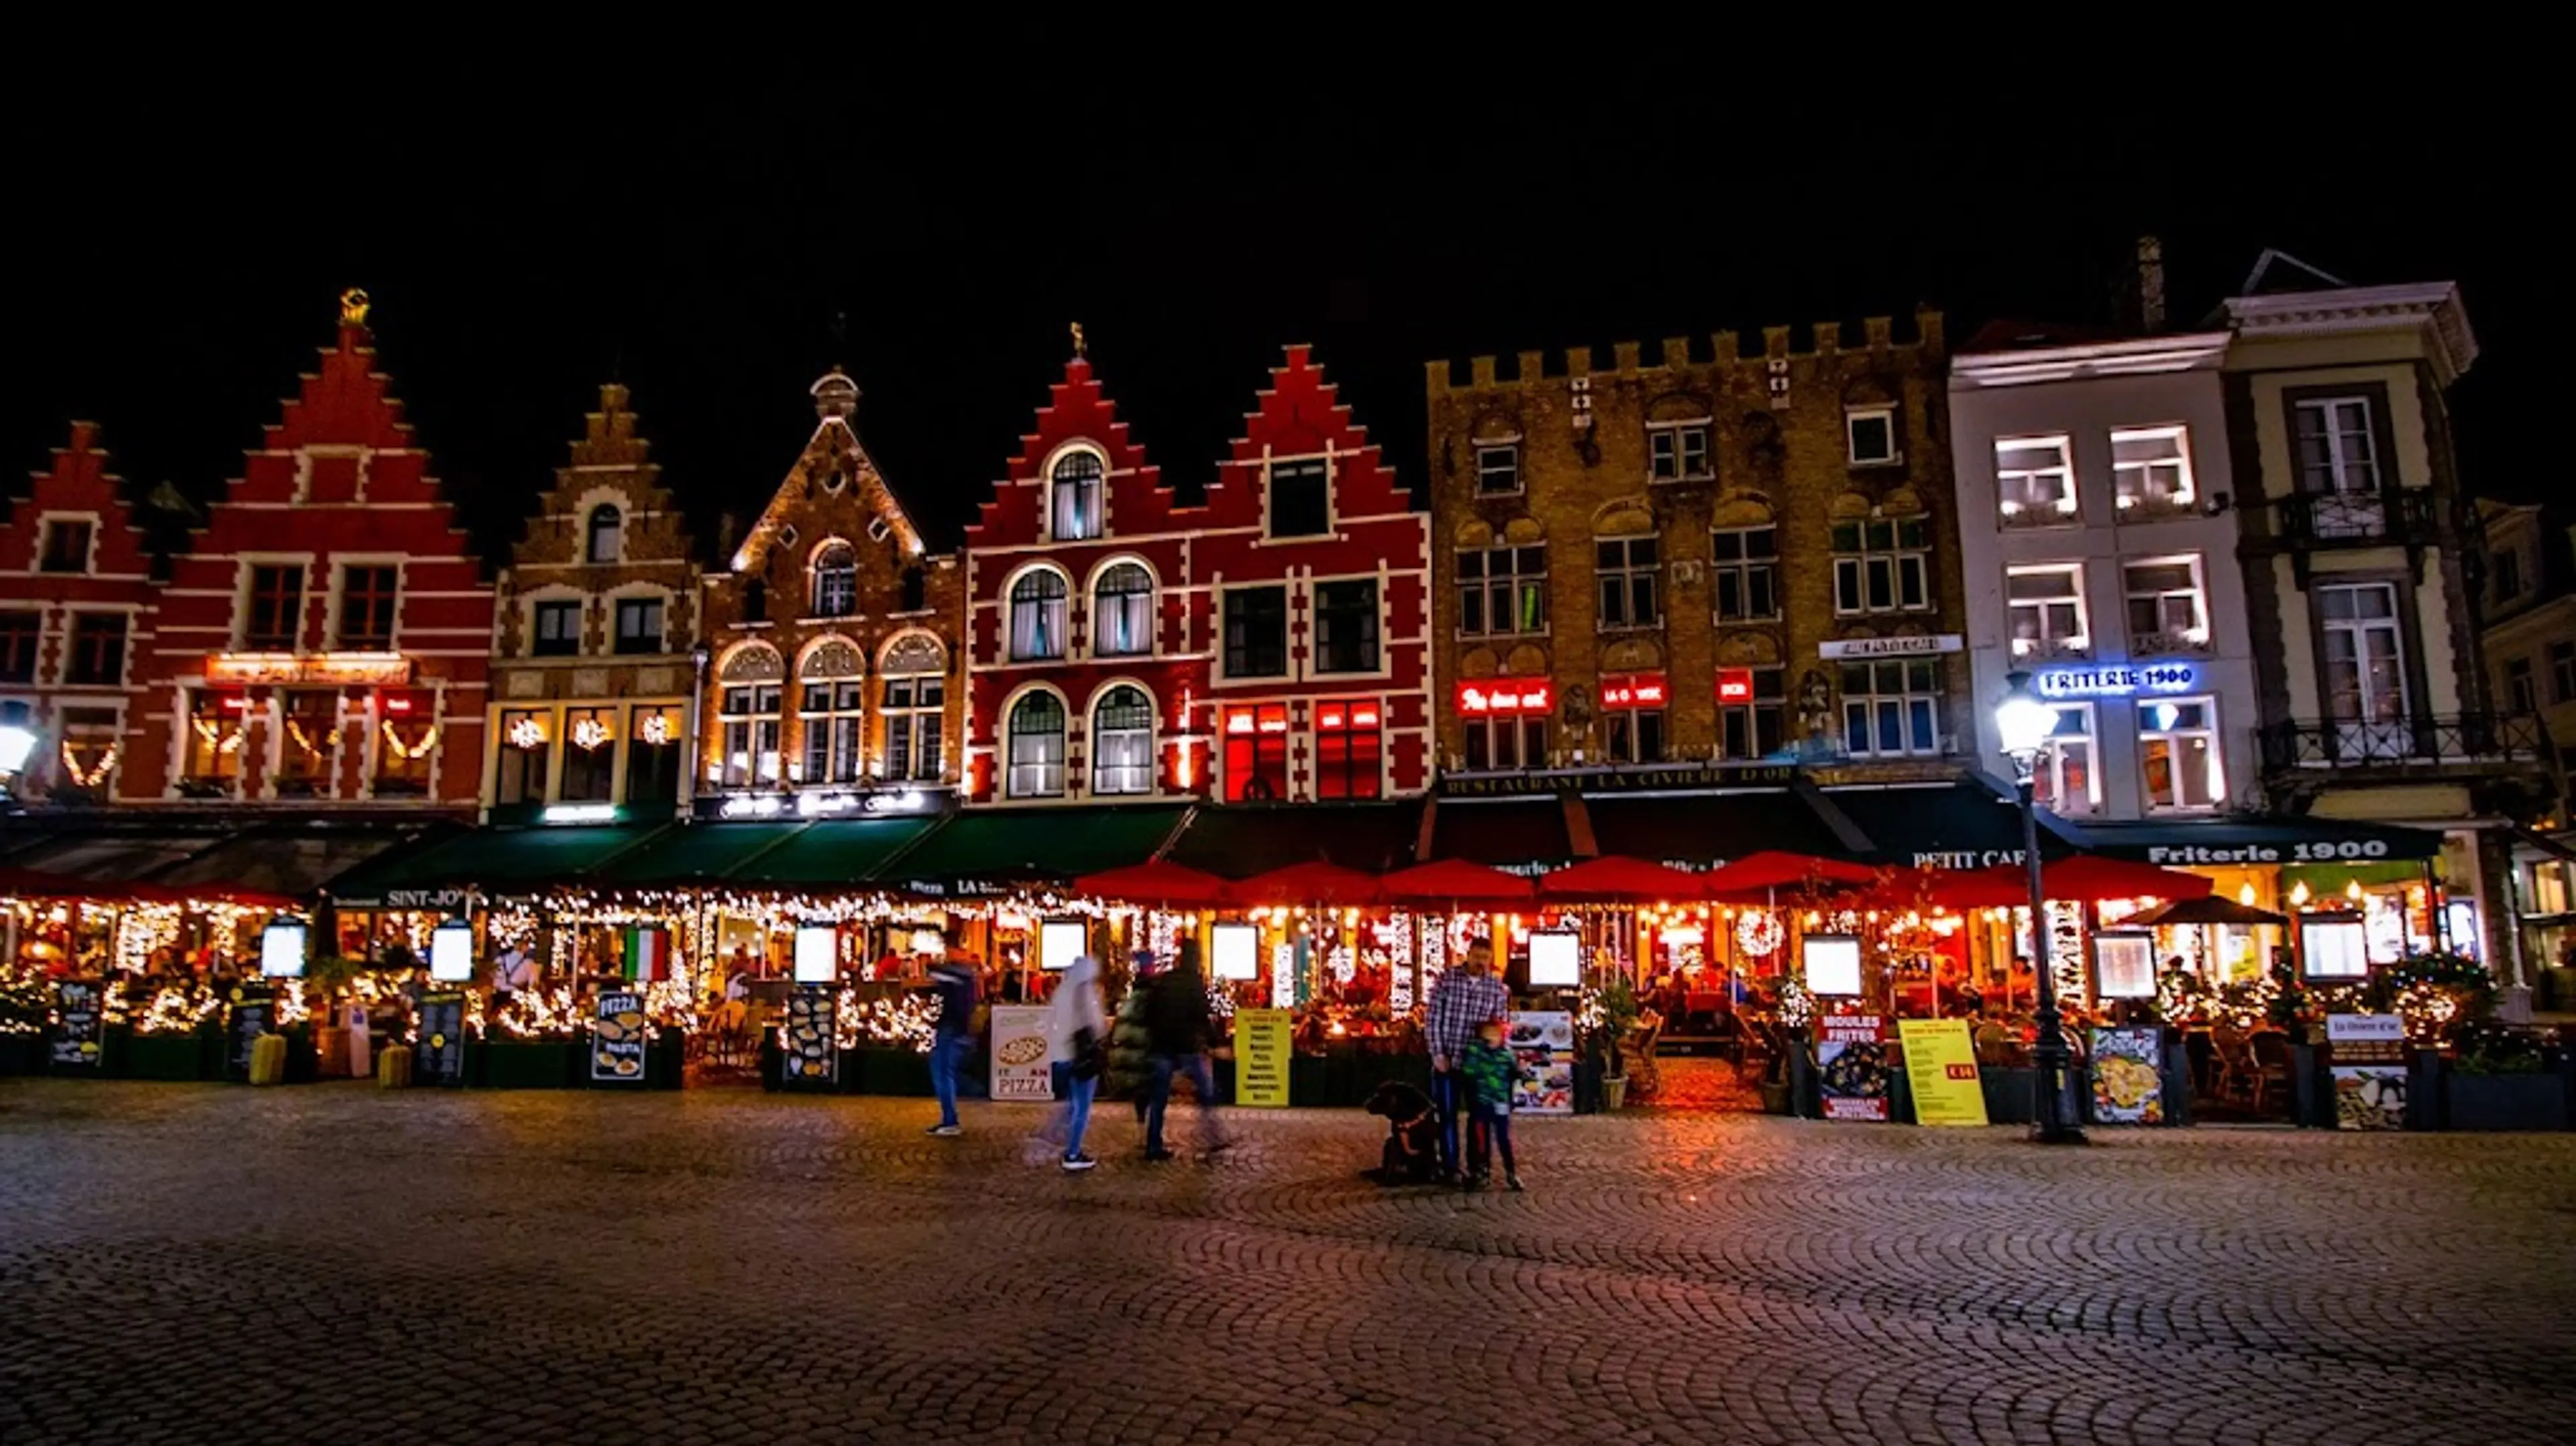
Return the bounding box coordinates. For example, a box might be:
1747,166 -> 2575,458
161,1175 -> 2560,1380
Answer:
1580,975 -> 1642,1110
2443,1019 -> 2568,1131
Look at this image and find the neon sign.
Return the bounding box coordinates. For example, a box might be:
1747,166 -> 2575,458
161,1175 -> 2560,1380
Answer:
1715,668 -> 1754,703
1601,674 -> 1667,709
2034,663 -> 2199,699
1456,681 -> 1552,716
206,651 -> 413,687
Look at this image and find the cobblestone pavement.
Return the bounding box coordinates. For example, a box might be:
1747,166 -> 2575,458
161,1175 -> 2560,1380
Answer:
3,1081 -> 2571,1445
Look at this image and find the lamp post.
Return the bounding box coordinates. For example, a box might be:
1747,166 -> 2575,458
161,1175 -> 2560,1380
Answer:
0,714 -> 38,799
1992,671 -> 2086,1145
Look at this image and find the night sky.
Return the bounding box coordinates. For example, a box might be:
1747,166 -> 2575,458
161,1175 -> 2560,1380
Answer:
7,54 -> 2550,560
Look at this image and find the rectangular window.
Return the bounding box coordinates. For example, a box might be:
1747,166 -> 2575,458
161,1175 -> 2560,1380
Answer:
624,705 -> 684,807
1605,707 -> 1665,764
1996,435 -> 2077,524
2506,657 -> 2537,714
2553,641 -> 2576,705
2031,703 -> 2098,816
1313,700 -> 1383,799
1718,667 -> 1787,761
275,691 -> 340,796
2316,581 -> 2408,730
1711,526 -> 1778,622
2123,556 -> 2208,655
246,565 -> 305,650
337,565 -> 398,649
1596,536 -> 1660,630
614,596 -> 664,656
1476,444 -> 1521,496
1312,579 -> 1381,674
1456,545 -> 1548,638
55,706 -> 120,795
497,708 -> 551,805
720,685 -> 783,787
1223,704 -> 1291,801
1840,660 -> 1943,758
2005,564 -> 2088,661
2112,427 -> 2195,515
1090,689 -> 1156,796
1847,406 -> 1899,466
1648,423 -> 1711,482
1222,586 -> 1289,678
64,612 -> 128,685
184,691 -> 247,789
531,600 -> 581,657
39,518 -> 93,574
1831,518 -> 1931,614
2491,548 -> 2524,602
2294,396 -> 2381,494
2139,697 -> 2223,810
1267,458 -> 1330,538
1463,715 -> 1549,773
798,680 -> 866,785
883,674 -> 945,783
1051,455 -> 1104,542
373,690 -> 435,797
559,706 -> 618,802
0,610 -> 40,683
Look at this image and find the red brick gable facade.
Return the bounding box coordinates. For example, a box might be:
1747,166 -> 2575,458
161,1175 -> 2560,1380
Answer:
0,422 -> 158,803
122,296 -> 494,810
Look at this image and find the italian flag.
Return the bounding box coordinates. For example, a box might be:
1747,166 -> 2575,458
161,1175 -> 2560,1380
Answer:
623,926 -> 672,983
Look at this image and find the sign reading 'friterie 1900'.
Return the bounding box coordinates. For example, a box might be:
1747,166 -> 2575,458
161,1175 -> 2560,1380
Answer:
2034,662 -> 2199,698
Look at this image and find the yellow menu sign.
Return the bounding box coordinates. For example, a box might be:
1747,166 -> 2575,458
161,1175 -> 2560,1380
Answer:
1233,1008 -> 1292,1107
1896,1019 -> 1988,1127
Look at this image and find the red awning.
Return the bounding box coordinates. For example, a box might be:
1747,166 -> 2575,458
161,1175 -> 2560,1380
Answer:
1881,854 -> 2215,912
1232,861 -> 1385,907
1536,855 -> 1703,904
1377,858 -> 1535,905
1877,865 -> 2027,911
2040,854 -> 2214,903
0,867 -> 294,911
1071,860 -> 1235,906
1700,850 -> 1879,902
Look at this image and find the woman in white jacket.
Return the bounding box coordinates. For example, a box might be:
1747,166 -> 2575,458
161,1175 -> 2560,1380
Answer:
1046,954 -> 1109,1171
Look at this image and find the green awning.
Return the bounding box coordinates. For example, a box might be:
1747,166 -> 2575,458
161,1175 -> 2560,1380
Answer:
2063,814 -> 2445,867
587,822 -> 806,887
883,806 -> 1189,898
733,818 -> 943,888
1164,801 -> 1422,877
327,824 -> 663,905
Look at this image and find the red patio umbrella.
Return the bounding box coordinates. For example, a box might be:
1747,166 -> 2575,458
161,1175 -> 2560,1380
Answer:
2039,854 -> 2213,903
1700,850 -> 1878,902
1377,858 -> 1535,905
1232,860 -> 1385,907
1878,865 -> 2027,912
1536,854 -> 1703,904
1072,860 -> 1234,907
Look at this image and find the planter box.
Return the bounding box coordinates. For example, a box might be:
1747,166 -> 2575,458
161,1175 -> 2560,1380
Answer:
2445,1072 -> 2572,1132
117,1027 -> 220,1081
854,1046 -> 936,1097
468,1040 -> 582,1090
1982,1067 -> 2039,1125
0,1032 -> 45,1076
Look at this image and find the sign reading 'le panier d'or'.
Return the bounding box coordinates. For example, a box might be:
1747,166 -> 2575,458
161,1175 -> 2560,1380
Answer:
205,651 -> 414,687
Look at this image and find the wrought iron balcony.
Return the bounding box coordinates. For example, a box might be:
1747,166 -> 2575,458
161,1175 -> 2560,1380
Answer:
2272,488 -> 2440,547
2259,712 -> 2548,773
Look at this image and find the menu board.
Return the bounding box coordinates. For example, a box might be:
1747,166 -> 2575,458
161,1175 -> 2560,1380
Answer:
1506,1010 -> 1576,1115
1816,1012 -> 1892,1121
50,979 -> 105,1069
2326,1013 -> 2408,1131
590,990 -> 647,1084
988,1005 -> 1054,1101
1896,1019 -> 1986,1127
416,991 -> 466,1087
226,985 -> 275,1078
782,986 -> 837,1088
1233,1007 -> 1291,1107
2088,1027 -> 2164,1125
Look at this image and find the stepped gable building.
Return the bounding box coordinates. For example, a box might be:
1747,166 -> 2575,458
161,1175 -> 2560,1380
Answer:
0,423 -> 159,805
1424,313 -> 1964,780
695,367 -> 965,818
484,384 -> 702,824
962,339 -> 1207,804
124,291 -> 496,812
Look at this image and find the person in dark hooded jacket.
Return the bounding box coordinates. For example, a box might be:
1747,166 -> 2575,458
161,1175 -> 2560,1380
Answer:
1140,941 -> 1231,1161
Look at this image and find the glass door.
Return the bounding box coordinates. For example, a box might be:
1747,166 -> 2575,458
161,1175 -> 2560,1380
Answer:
2318,582 -> 2409,760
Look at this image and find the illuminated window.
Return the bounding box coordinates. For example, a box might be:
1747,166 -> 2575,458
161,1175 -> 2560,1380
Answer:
2294,396 -> 2380,494
586,504 -> 623,564
2031,703 -> 2097,816
2112,427 -> 2194,514
374,690 -> 435,797
1839,660 -> 1942,758
1711,526 -> 1778,622
64,613 -> 127,686
275,691 -> 339,796
1831,516 -> 1930,614
799,677 -> 865,785
245,565 -> 305,650
720,685 -> 783,788
2123,556 -> 2208,656
1091,685 -> 1155,795
1313,580 -> 1380,674
1718,667 -> 1786,761
1267,458 -> 1330,539
560,706 -> 617,802
1597,536 -> 1660,630
1223,704 -> 1291,801
1476,444 -> 1521,496
182,691 -> 247,791
1007,692 -> 1067,798
497,708 -> 551,805
883,670 -> 946,783
1315,700 -> 1383,799
1051,452 -> 1104,541
1995,435 -> 2076,524
1847,406 -> 1900,466
812,544 -> 858,619
1222,586 -> 1288,678
2139,697 -> 2222,810
1457,545 -> 1547,638
1091,563 -> 1153,657
55,706 -> 119,795
337,565 -> 398,650
2006,563 -> 2089,661
531,600 -> 581,657
1648,422 -> 1710,482
1010,569 -> 1069,661
625,705 -> 684,807
38,518 -> 93,574
0,611 -> 39,684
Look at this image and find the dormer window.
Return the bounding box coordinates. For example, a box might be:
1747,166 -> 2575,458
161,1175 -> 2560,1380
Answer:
1051,452 -> 1104,541
812,543 -> 857,618
38,518 -> 94,574
1267,458 -> 1330,538
586,504 -> 623,564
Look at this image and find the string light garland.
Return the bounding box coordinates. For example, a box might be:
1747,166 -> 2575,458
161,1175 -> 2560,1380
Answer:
1733,910 -> 1784,958
570,717 -> 613,752
380,721 -> 438,760
506,716 -> 547,750
60,740 -> 119,787
193,719 -> 245,754
638,712 -> 676,746
286,718 -> 339,759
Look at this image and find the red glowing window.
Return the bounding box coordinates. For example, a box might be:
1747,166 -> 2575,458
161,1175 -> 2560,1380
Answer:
1316,698 -> 1383,800
1224,705 -> 1290,801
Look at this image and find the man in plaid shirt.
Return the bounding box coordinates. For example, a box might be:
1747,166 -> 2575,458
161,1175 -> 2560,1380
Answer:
1424,937 -> 1508,1181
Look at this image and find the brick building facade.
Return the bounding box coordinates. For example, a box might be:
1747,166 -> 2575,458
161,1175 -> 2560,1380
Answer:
0,423 -> 159,804
1424,313 -> 1966,779
484,384 -> 702,824
696,369 -> 965,818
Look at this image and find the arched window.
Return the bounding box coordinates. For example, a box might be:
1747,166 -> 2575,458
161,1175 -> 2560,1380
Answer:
586,504 -> 623,564
798,641 -> 865,784
811,543 -> 858,618
1010,569 -> 1068,661
880,634 -> 948,783
1006,692 -> 1067,798
717,646 -> 785,788
1091,685 -> 1155,795
1051,451 -> 1103,541
1091,563 -> 1153,657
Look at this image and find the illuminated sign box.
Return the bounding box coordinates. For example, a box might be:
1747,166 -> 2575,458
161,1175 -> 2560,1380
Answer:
2300,911 -> 2370,981
206,652 -> 413,687
793,923 -> 839,983
1716,668 -> 1754,703
1527,930 -> 1581,987
1039,920 -> 1087,972
1803,934 -> 1862,997
1456,681 -> 1553,716
1601,674 -> 1667,709
2035,663 -> 2199,700
2094,930 -> 2156,999
1212,924 -> 1259,981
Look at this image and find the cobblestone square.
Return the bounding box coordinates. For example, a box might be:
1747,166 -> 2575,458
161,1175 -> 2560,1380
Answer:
2,1080 -> 2570,1444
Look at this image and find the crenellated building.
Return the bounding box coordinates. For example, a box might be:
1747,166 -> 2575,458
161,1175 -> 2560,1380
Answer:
483,384 -> 702,824
694,368 -> 966,819
0,423 -> 160,805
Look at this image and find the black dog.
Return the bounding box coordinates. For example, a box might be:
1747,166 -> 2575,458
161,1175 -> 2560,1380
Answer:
1362,1080 -> 1440,1185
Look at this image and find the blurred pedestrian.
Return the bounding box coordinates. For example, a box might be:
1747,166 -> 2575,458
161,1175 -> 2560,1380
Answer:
924,942 -> 979,1137
1046,954 -> 1108,1172
1424,936 -> 1507,1183
1142,940 -> 1230,1161
1107,950 -> 1159,1123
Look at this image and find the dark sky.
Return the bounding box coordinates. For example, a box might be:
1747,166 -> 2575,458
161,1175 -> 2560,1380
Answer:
6,51 -> 2552,561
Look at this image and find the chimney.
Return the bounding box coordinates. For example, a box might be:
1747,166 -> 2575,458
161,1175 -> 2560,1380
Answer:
716,511 -> 740,559
2137,236 -> 2166,333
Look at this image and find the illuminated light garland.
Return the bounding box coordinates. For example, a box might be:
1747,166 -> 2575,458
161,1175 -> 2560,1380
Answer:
286,718 -> 339,758
60,740 -> 119,787
1269,942 -> 1295,1007
193,719 -> 245,754
570,717 -> 613,752
638,712 -> 676,746
1733,910 -> 1785,958
380,721 -> 439,760
506,716 -> 548,750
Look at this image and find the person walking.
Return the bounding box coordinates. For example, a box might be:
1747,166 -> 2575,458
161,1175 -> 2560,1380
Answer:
1106,950 -> 1160,1123
1046,954 -> 1108,1171
1142,940 -> 1231,1162
1458,1019 -> 1523,1191
1424,936 -> 1508,1182
924,944 -> 979,1137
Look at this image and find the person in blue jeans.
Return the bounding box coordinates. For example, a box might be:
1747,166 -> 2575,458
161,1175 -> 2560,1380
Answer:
924,950 -> 979,1137
1142,942 -> 1232,1161
1046,954 -> 1107,1170
1423,937 -> 1506,1182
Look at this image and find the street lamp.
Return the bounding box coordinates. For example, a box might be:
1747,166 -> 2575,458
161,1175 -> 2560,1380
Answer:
1993,671 -> 2086,1145
0,716 -> 38,797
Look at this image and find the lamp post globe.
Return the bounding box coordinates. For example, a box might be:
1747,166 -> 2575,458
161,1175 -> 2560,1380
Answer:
1994,672 -> 2086,1145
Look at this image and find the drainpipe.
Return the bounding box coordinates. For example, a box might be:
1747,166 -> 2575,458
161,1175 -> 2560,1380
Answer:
682,643 -> 710,820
